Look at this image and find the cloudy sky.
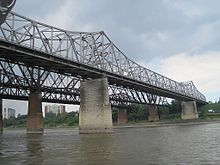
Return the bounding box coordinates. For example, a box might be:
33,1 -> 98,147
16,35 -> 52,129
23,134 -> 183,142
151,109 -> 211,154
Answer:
4,0 -> 220,115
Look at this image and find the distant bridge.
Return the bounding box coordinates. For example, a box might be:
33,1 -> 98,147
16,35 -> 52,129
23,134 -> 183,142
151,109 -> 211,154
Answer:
0,0 -> 206,133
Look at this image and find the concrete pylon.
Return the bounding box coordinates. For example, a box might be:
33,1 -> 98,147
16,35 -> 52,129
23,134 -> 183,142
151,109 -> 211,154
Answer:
27,90 -> 44,133
79,77 -> 113,133
117,108 -> 128,124
0,98 -> 3,133
148,104 -> 159,122
181,101 -> 198,120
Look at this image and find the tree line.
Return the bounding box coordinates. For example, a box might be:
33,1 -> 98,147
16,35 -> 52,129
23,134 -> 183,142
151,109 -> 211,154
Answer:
3,111 -> 79,128
112,100 -> 182,122
3,100 -> 220,128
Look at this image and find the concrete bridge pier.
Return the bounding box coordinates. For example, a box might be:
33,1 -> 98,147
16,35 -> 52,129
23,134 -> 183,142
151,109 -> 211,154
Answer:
79,77 -> 113,133
148,104 -> 159,122
27,90 -> 44,133
117,108 -> 128,124
181,101 -> 198,120
0,98 -> 3,133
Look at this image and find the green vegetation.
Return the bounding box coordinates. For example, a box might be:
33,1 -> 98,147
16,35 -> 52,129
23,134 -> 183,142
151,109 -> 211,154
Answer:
198,102 -> 220,120
3,114 -> 27,128
44,111 -> 78,127
113,101 -> 220,123
3,102 -> 220,128
112,104 -> 148,123
3,111 -> 79,128
112,100 -> 182,123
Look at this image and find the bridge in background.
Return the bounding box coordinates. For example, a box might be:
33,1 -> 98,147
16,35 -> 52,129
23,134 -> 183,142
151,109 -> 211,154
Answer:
0,1 -> 206,133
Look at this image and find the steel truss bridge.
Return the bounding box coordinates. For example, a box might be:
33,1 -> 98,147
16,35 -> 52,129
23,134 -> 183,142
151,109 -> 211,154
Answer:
0,12 -> 206,107
0,59 -> 168,107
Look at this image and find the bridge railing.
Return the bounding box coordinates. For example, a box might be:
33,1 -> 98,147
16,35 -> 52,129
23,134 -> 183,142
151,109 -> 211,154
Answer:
0,12 -> 206,102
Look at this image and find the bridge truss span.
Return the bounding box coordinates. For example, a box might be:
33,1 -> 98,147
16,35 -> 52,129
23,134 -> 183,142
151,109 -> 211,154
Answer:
0,58 -> 167,106
0,12 -> 206,103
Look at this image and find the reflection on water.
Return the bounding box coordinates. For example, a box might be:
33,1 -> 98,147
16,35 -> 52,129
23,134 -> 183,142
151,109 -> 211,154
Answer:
0,123 -> 220,164
25,134 -> 43,165
79,134 -> 114,165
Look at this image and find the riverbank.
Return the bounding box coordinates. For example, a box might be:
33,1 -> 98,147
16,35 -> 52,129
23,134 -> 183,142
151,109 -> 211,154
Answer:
3,118 -> 220,130
114,119 -> 220,129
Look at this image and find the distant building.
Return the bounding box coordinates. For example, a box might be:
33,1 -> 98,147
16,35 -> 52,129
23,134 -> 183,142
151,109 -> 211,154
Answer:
44,104 -> 65,115
208,109 -> 215,113
3,108 -> 16,119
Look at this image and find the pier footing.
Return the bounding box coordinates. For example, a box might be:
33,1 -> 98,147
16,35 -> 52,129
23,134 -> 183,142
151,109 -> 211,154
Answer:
117,108 -> 128,124
27,91 -> 43,133
181,101 -> 198,120
148,104 -> 159,122
79,78 -> 113,133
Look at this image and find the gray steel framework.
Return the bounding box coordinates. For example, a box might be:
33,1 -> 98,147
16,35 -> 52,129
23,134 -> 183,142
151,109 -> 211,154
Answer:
0,12 -> 206,104
0,59 -> 168,106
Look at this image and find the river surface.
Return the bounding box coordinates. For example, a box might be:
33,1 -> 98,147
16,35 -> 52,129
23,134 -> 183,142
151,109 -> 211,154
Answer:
0,123 -> 220,165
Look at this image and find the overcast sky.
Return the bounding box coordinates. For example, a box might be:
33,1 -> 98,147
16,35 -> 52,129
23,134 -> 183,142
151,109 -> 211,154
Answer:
4,0 -> 220,115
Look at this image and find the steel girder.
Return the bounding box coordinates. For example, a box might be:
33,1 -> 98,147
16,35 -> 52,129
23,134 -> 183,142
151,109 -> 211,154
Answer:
109,85 -> 168,106
0,12 -> 206,103
0,59 -> 167,106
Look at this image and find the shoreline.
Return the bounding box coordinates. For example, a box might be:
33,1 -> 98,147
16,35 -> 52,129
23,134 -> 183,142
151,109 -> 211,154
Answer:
3,119 -> 220,130
113,120 -> 220,129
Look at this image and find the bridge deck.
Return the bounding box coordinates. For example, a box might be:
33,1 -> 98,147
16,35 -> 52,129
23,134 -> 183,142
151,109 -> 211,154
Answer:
0,39 -> 206,105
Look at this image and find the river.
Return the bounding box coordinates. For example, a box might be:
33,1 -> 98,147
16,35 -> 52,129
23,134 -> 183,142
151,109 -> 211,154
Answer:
0,123 -> 220,164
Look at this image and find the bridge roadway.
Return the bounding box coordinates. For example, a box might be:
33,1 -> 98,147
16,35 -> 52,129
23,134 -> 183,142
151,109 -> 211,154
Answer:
0,8 -> 206,133
0,39 -> 198,103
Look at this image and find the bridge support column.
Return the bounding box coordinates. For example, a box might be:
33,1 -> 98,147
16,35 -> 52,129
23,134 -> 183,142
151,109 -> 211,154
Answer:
79,77 -> 113,133
27,90 -> 44,133
0,98 -> 3,133
181,101 -> 198,120
117,108 -> 128,124
148,104 -> 159,122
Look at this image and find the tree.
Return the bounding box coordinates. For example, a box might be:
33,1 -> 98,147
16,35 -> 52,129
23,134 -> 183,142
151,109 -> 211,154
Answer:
127,104 -> 147,121
168,100 -> 181,114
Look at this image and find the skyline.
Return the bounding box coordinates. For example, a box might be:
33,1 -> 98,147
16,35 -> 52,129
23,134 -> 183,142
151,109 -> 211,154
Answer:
3,100 -> 79,116
3,0 -> 220,114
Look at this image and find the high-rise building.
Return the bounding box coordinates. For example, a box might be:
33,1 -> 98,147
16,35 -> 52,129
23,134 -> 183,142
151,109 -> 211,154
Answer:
3,108 -> 16,119
44,104 -> 65,115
